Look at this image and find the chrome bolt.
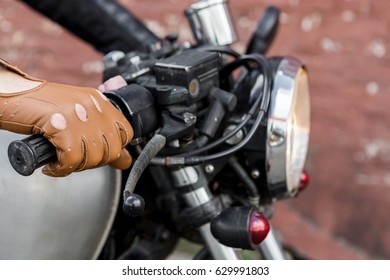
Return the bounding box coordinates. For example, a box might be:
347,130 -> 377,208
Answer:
183,112 -> 197,125
269,129 -> 285,146
223,125 -> 244,145
251,169 -> 260,179
205,164 -> 215,174
270,133 -> 280,142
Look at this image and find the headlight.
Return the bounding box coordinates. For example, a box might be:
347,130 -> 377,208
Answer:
266,57 -> 310,199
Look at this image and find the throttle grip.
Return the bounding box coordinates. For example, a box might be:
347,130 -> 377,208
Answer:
8,134 -> 56,176
7,84 -> 157,177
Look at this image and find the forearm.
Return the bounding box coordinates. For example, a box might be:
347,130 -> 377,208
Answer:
0,65 -> 42,94
19,0 -> 160,54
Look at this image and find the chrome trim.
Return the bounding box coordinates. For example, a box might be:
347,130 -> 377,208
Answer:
172,166 -> 199,187
258,227 -> 286,260
185,0 -> 237,46
182,187 -> 212,208
266,57 -> 310,199
172,166 -> 239,259
199,223 -> 241,260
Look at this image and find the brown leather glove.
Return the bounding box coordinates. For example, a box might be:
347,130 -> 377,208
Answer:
0,59 -> 133,177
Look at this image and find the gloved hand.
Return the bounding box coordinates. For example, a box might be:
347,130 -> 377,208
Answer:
0,58 -> 133,177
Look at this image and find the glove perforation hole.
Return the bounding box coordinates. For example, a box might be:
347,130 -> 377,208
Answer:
50,113 -> 67,130
75,103 -> 88,122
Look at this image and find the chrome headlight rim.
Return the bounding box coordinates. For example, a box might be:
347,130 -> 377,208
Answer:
266,57 -> 310,200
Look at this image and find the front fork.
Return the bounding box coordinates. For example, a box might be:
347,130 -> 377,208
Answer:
172,166 -> 241,260
171,165 -> 287,260
258,227 -> 286,260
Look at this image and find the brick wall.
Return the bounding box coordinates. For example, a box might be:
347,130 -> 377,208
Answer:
0,0 -> 388,259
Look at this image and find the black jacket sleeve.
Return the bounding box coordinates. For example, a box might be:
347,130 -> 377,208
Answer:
19,0 -> 160,54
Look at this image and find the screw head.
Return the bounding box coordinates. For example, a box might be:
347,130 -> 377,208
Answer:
251,169 -> 260,179
223,125 -> 244,145
269,129 -> 285,146
205,164 -> 215,174
183,112 -> 197,125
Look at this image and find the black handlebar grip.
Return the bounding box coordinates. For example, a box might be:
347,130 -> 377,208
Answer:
8,134 -> 56,176
6,85 -> 157,177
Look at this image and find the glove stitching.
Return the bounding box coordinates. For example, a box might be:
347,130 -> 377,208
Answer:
101,133 -> 110,166
0,81 -> 47,96
115,121 -> 129,148
75,137 -> 88,171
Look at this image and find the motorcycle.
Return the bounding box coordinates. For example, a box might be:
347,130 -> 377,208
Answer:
1,0 -> 310,260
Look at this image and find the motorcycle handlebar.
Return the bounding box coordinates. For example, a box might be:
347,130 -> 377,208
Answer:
8,135 -> 56,176
7,84 -> 158,176
21,0 -> 160,54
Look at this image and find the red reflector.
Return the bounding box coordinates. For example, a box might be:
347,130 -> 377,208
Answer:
298,170 -> 309,191
249,212 -> 270,245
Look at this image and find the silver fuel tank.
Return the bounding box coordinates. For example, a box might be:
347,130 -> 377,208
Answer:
0,131 -> 121,259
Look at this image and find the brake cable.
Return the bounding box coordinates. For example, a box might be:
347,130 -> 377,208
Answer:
152,54 -> 272,165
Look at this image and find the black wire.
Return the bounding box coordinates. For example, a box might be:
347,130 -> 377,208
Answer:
181,55 -> 270,161
196,45 -> 241,58
178,55 -> 269,158
180,114 -> 250,157
228,157 -> 260,199
184,54 -> 271,164
184,110 -> 266,165
150,54 -> 271,166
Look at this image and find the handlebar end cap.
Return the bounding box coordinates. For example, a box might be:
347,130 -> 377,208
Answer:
123,193 -> 145,217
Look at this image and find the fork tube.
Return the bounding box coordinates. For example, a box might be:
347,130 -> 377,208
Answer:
172,166 -> 241,260
198,223 -> 241,259
258,227 -> 286,260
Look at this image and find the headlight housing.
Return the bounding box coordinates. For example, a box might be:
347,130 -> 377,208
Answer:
266,57 -> 310,200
